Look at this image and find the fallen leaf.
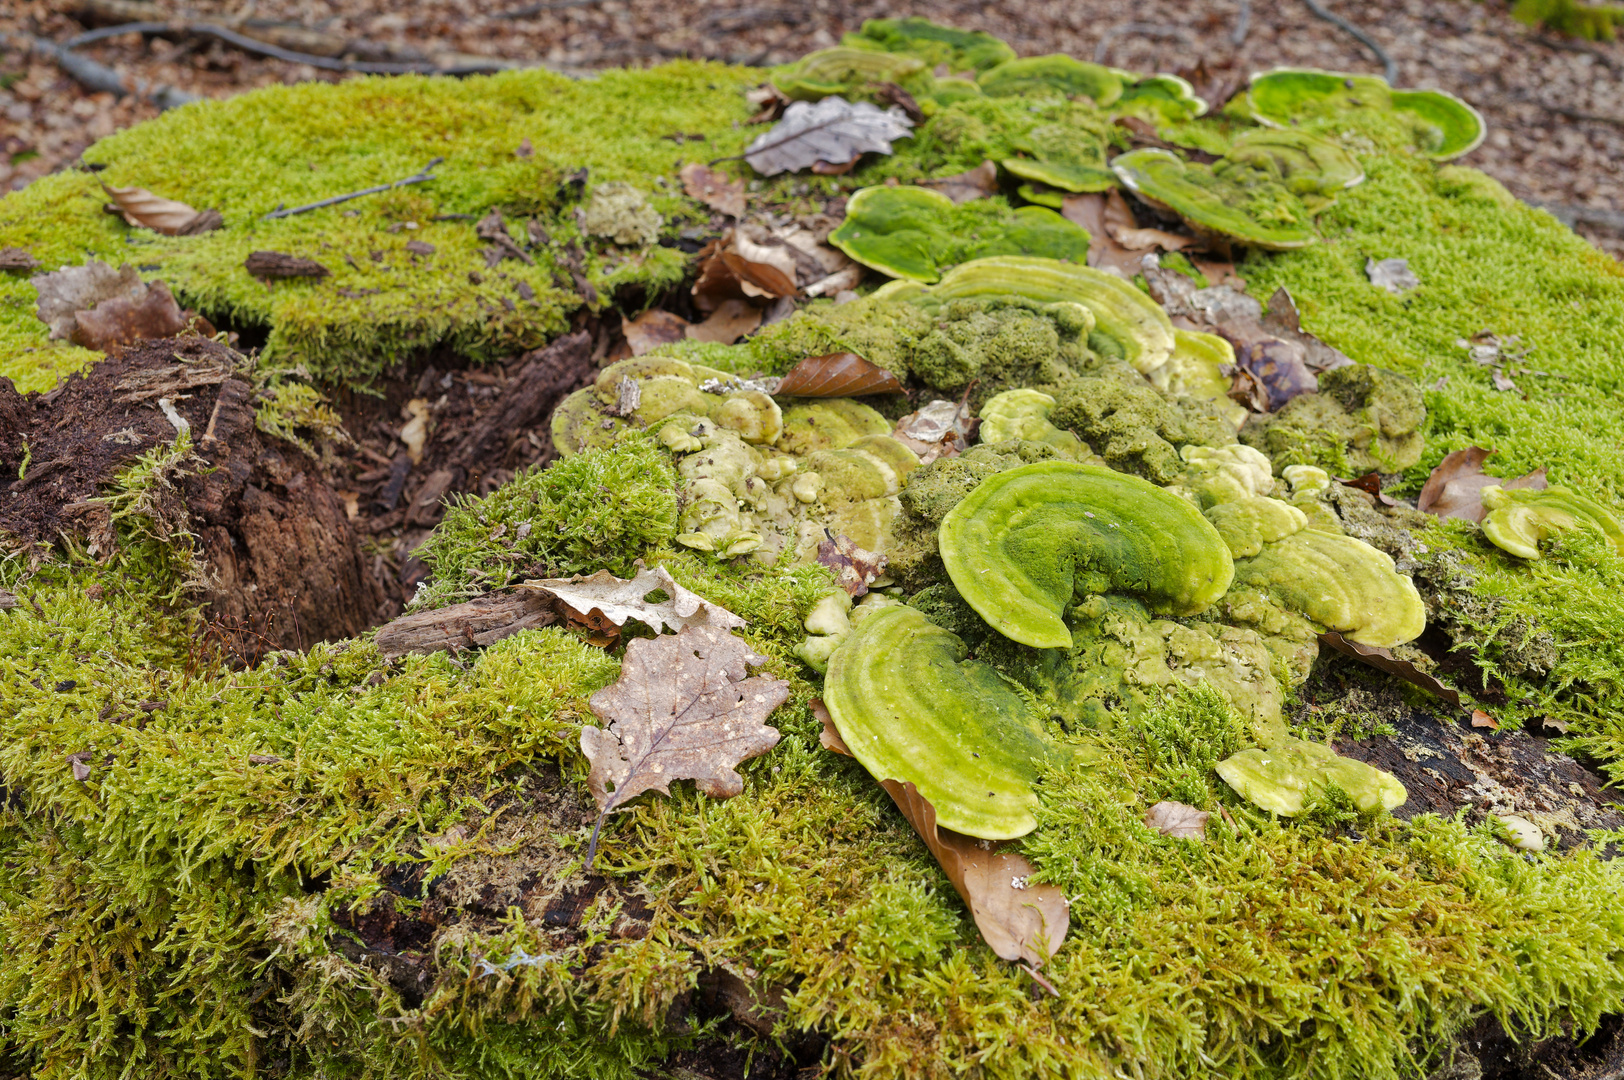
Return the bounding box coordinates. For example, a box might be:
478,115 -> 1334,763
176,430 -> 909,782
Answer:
580,625 -> 788,868
693,232 -> 802,312
101,183 -> 222,235
1226,364 -> 1270,414
919,160 -> 1000,204
892,398 -> 975,463
1103,189 -> 1194,252
1366,257 -> 1420,295
244,251 -> 331,279
516,137 -> 534,159
680,162 -> 747,219
1176,56 -> 1245,113
872,81 -> 925,123
1063,192 -> 1155,279
812,699 -> 1068,966
1417,447 -> 1548,523
405,240 -> 436,256
1542,716 -> 1571,734
0,587 -> 16,610
1491,369 -> 1519,393
742,96 -> 914,177
744,82 -> 791,124
810,155 -> 862,176
0,247 -> 40,271
1260,287 -> 1352,373
806,263 -> 864,297
1143,800 -> 1209,839
686,298 -> 762,345
816,532 -> 887,597
775,352 -> 904,398
70,758 -> 91,782
1471,709 -> 1500,730
622,308 -> 691,356
1190,256 -> 1245,291
1318,631 -> 1461,705
30,260 -> 189,351
1231,337 -> 1318,412
1340,471 -> 1397,507
520,565 -> 747,636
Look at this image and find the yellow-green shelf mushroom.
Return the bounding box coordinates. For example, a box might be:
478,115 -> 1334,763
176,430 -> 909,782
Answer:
939,460 -> 1235,649
772,47 -> 927,101
1480,485 -> 1624,560
841,16 -> 1015,74
1230,526 -> 1426,648
1216,737 -> 1407,816
977,54 -> 1126,106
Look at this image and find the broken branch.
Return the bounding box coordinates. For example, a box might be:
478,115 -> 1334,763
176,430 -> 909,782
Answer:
263,158 -> 445,220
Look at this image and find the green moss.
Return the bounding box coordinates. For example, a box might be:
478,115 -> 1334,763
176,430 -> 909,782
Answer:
1050,361 -> 1237,483
1242,362 -> 1427,473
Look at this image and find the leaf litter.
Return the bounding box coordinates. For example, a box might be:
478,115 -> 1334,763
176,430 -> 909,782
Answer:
581,625 -> 788,868
775,352 -> 904,397
101,183 -> 223,236
816,532 -> 887,597
30,260 -> 204,351
520,565 -> 747,638
740,96 -> 914,177
1417,446 -> 1548,522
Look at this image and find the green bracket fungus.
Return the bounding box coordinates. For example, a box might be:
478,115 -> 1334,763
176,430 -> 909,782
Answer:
939,460 -> 1235,648
1000,124 -> 1118,194
1480,485 -> 1624,560
1177,443 -> 1278,508
1145,329 -> 1249,430
771,47 -> 927,101
905,296 -> 1097,403
977,55 -> 1126,107
1246,67 -> 1486,160
1049,363 -> 1238,484
977,389 -> 1090,458
1113,74 -> 1209,124
899,256 -> 1176,375
551,355 -> 783,456
1230,527 -> 1426,648
842,17 -> 1016,74
824,603 -> 1071,838
828,187 -> 1091,284
1222,129 -> 1366,200
1216,737 -> 1408,815
1205,496 -> 1310,559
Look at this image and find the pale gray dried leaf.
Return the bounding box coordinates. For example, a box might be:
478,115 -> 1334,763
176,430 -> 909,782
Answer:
892,398 -> 974,463
581,625 -> 788,867
520,565 -> 746,635
744,96 -> 914,177
1143,801 -> 1209,839
1366,257 -> 1420,295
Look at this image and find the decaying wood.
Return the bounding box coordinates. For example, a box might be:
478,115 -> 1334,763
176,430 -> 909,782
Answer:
447,330 -> 595,482
373,591 -> 558,661
245,252 -> 331,279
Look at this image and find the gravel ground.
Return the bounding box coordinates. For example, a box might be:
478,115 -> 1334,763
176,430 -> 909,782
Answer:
3,0 -> 1623,256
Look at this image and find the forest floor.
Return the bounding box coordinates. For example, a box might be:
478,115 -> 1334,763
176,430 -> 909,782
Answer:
4,0 -> 1624,256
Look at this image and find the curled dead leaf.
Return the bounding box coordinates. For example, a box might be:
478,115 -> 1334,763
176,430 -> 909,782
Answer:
680,162 -> 747,220
892,398 -> 975,464
1229,336 -> 1318,413
622,308 -> 691,356
1062,192 -> 1152,280
686,298 -> 762,345
1103,189 -> 1194,252
1318,631 -> 1461,706
741,97 -> 914,177
102,183 -> 221,235
775,352 -> 904,398
30,260 -> 192,352
1417,447 -> 1548,523
581,625 -> 787,868
520,565 -> 746,636
1471,709 -> 1500,730
816,532 -> 887,597
1340,472 -> 1397,507
0,247 -> 40,271
1143,801 -> 1209,840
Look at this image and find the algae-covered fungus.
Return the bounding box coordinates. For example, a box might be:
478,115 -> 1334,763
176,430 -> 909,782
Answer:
823,603 -> 1077,838
842,16 -> 1016,73
977,389 -> 1090,458
977,54 -> 1126,106
1245,67 -> 1486,160
999,121 -> 1119,194
1479,484 -> 1624,560
1145,329 -> 1249,430
1216,737 -> 1408,815
828,187 -> 1091,283
904,296 -> 1097,403
550,355 -> 784,456
771,46 -> 928,101
888,255 -> 1176,375
1241,361 -> 1427,474
1048,363 -> 1239,483
1111,129 -> 1362,250
1112,73 -> 1208,124
939,460 -> 1235,648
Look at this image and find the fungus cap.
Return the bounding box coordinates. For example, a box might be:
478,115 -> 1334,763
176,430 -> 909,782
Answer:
1112,148 -> 1318,251
772,47 -> 927,101
1230,528 -> 1426,647
978,389 -> 1088,458
824,604 -> 1069,838
977,55 -> 1126,107
1480,485 -> 1624,560
1148,329 -> 1249,429
1389,89 -> 1486,160
843,17 -> 1016,73
1216,737 -> 1407,816
940,460 -> 1236,649
1114,74 -> 1209,123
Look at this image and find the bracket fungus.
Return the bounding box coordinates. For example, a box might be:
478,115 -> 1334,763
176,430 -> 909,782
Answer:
828,188 -> 1091,284
1000,123 -> 1118,194
940,460 -> 1235,649
1242,362 -> 1427,474
977,389 -> 1089,458
1216,737 -> 1407,816
1229,527 -> 1426,648
552,356 -> 785,456
1145,329 -> 1249,430
977,55 -> 1126,107
886,256 -> 1176,376
843,17 -> 1015,74
1480,485 -> 1624,560
823,604 -> 1072,838
772,47 -> 927,102
1246,68 -> 1485,161
1113,74 -> 1209,124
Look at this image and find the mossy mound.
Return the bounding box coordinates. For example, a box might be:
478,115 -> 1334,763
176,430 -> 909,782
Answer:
6,42 -> 1624,1080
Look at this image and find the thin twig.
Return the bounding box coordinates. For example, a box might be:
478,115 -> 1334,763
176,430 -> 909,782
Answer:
1233,0 -> 1252,46
262,158 -> 445,219
1301,0 -> 1397,84
57,20 -> 516,75
0,29 -> 197,108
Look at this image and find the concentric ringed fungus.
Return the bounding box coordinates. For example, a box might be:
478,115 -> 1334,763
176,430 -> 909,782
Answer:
940,460 -> 1235,649
1111,148 -> 1318,251
1230,528 -> 1426,648
1245,67 -> 1485,161
824,604 -> 1069,838
1216,737 -> 1407,816
977,55 -> 1126,106
1480,485 -> 1624,560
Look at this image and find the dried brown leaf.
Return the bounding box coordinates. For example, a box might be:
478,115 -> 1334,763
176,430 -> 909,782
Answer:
622,308 -> 691,356
244,251 -> 331,280
101,183 -> 220,235
1062,192 -> 1148,279
1260,288 -> 1353,373
722,252 -> 799,300
811,699 -> 1068,966
0,247 -> 40,271
1471,709 -> 1500,730
872,81 -> 925,123
680,162 -> 747,219
1367,257 -> 1420,295
892,398 -> 975,464
1191,256 -> 1245,291
1318,631 -> 1461,706
1143,801 -> 1209,839
581,625 -> 788,867
1230,337 -> 1318,412
816,532 -> 887,597
520,566 -> 746,636
919,160 -> 999,204
1103,189 -> 1194,252
776,352 -> 904,398
30,260 -> 189,351
1417,447 -> 1548,523
1340,471 -> 1397,507
686,298 -> 762,345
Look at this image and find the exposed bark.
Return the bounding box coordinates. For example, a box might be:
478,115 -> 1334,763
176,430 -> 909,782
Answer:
373,591 -> 558,660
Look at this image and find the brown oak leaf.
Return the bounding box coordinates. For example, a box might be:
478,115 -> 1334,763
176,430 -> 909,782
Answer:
581,626 -> 788,868
1417,447 -> 1548,523
1318,631 -> 1461,706
521,565 -> 746,637
775,352 -> 904,397
812,699 -> 1069,968
680,162 -> 747,219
